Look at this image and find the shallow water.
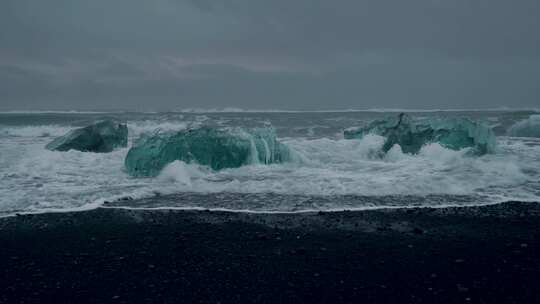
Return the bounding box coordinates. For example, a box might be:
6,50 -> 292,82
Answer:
1,110 -> 539,216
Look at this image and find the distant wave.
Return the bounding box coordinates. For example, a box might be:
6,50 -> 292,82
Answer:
0,125 -> 72,137
176,107 -> 540,114
0,110 -> 108,114
2,107 -> 538,114
0,122 -> 189,138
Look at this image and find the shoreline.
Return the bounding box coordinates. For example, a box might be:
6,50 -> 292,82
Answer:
1,201 -> 539,303
4,198 -> 536,220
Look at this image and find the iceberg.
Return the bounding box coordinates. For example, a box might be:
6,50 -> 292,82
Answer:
508,115 -> 540,138
344,113 -> 496,155
125,127 -> 291,177
45,120 -> 128,153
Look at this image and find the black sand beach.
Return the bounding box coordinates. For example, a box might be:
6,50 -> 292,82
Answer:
1,201 -> 539,303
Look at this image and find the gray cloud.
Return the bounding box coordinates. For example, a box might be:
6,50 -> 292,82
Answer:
0,0 -> 539,110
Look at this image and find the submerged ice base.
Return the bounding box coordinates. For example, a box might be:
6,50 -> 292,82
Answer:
344,113 -> 496,155
45,120 -> 128,153
125,127 -> 292,177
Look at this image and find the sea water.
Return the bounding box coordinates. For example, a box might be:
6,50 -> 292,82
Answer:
1,110 -> 539,216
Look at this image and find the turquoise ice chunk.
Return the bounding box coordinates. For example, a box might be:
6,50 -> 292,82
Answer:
45,120 -> 128,153
344,113 -> 496,155
125,127 -> 291,177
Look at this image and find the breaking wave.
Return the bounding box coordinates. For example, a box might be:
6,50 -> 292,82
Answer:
0,125 -> 72,137
0,121 -> 190,140
508,115 -> 540,138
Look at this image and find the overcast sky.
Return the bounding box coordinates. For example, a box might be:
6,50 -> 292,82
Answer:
0,0 -> 539,111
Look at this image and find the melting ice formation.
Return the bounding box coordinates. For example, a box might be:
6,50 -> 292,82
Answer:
344,113 -> 496,155
508,115 -> 540,138
125,127 -> 292,177
45,120 -> 128,153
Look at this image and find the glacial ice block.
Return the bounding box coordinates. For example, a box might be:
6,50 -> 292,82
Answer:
344,113 -> 496,155
45,120 -> 128,153
508,115 -> 540,138
124,127 -> 291,177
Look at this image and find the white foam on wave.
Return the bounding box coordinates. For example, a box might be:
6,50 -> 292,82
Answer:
284,138 -> 528,197
157,161 -> 211,187
0,132 -> 180,215
0,120 -> 192,140
0,125 -> 72,137
508,115 -> 540,138
128,116 -> 213,139
128,121 -> 188,138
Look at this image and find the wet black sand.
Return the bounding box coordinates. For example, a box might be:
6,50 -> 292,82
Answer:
1,201 -> 539,303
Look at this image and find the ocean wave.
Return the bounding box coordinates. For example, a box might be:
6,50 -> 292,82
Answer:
0,125 -> 72,137
0,110 -> 108,114
2,107 -> 538,115
174,107 -> 540,114
508,115 -> 540,138
0,121 -> 194,139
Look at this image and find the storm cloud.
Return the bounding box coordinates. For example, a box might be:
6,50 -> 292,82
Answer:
0,0 -> 539,110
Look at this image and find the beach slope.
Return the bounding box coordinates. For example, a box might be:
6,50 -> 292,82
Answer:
1,201 -> 539,303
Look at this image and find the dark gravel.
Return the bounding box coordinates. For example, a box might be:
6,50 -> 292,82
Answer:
1,201 -> 539,304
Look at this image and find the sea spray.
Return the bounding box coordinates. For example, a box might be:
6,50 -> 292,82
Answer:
508,115 -> 540,138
